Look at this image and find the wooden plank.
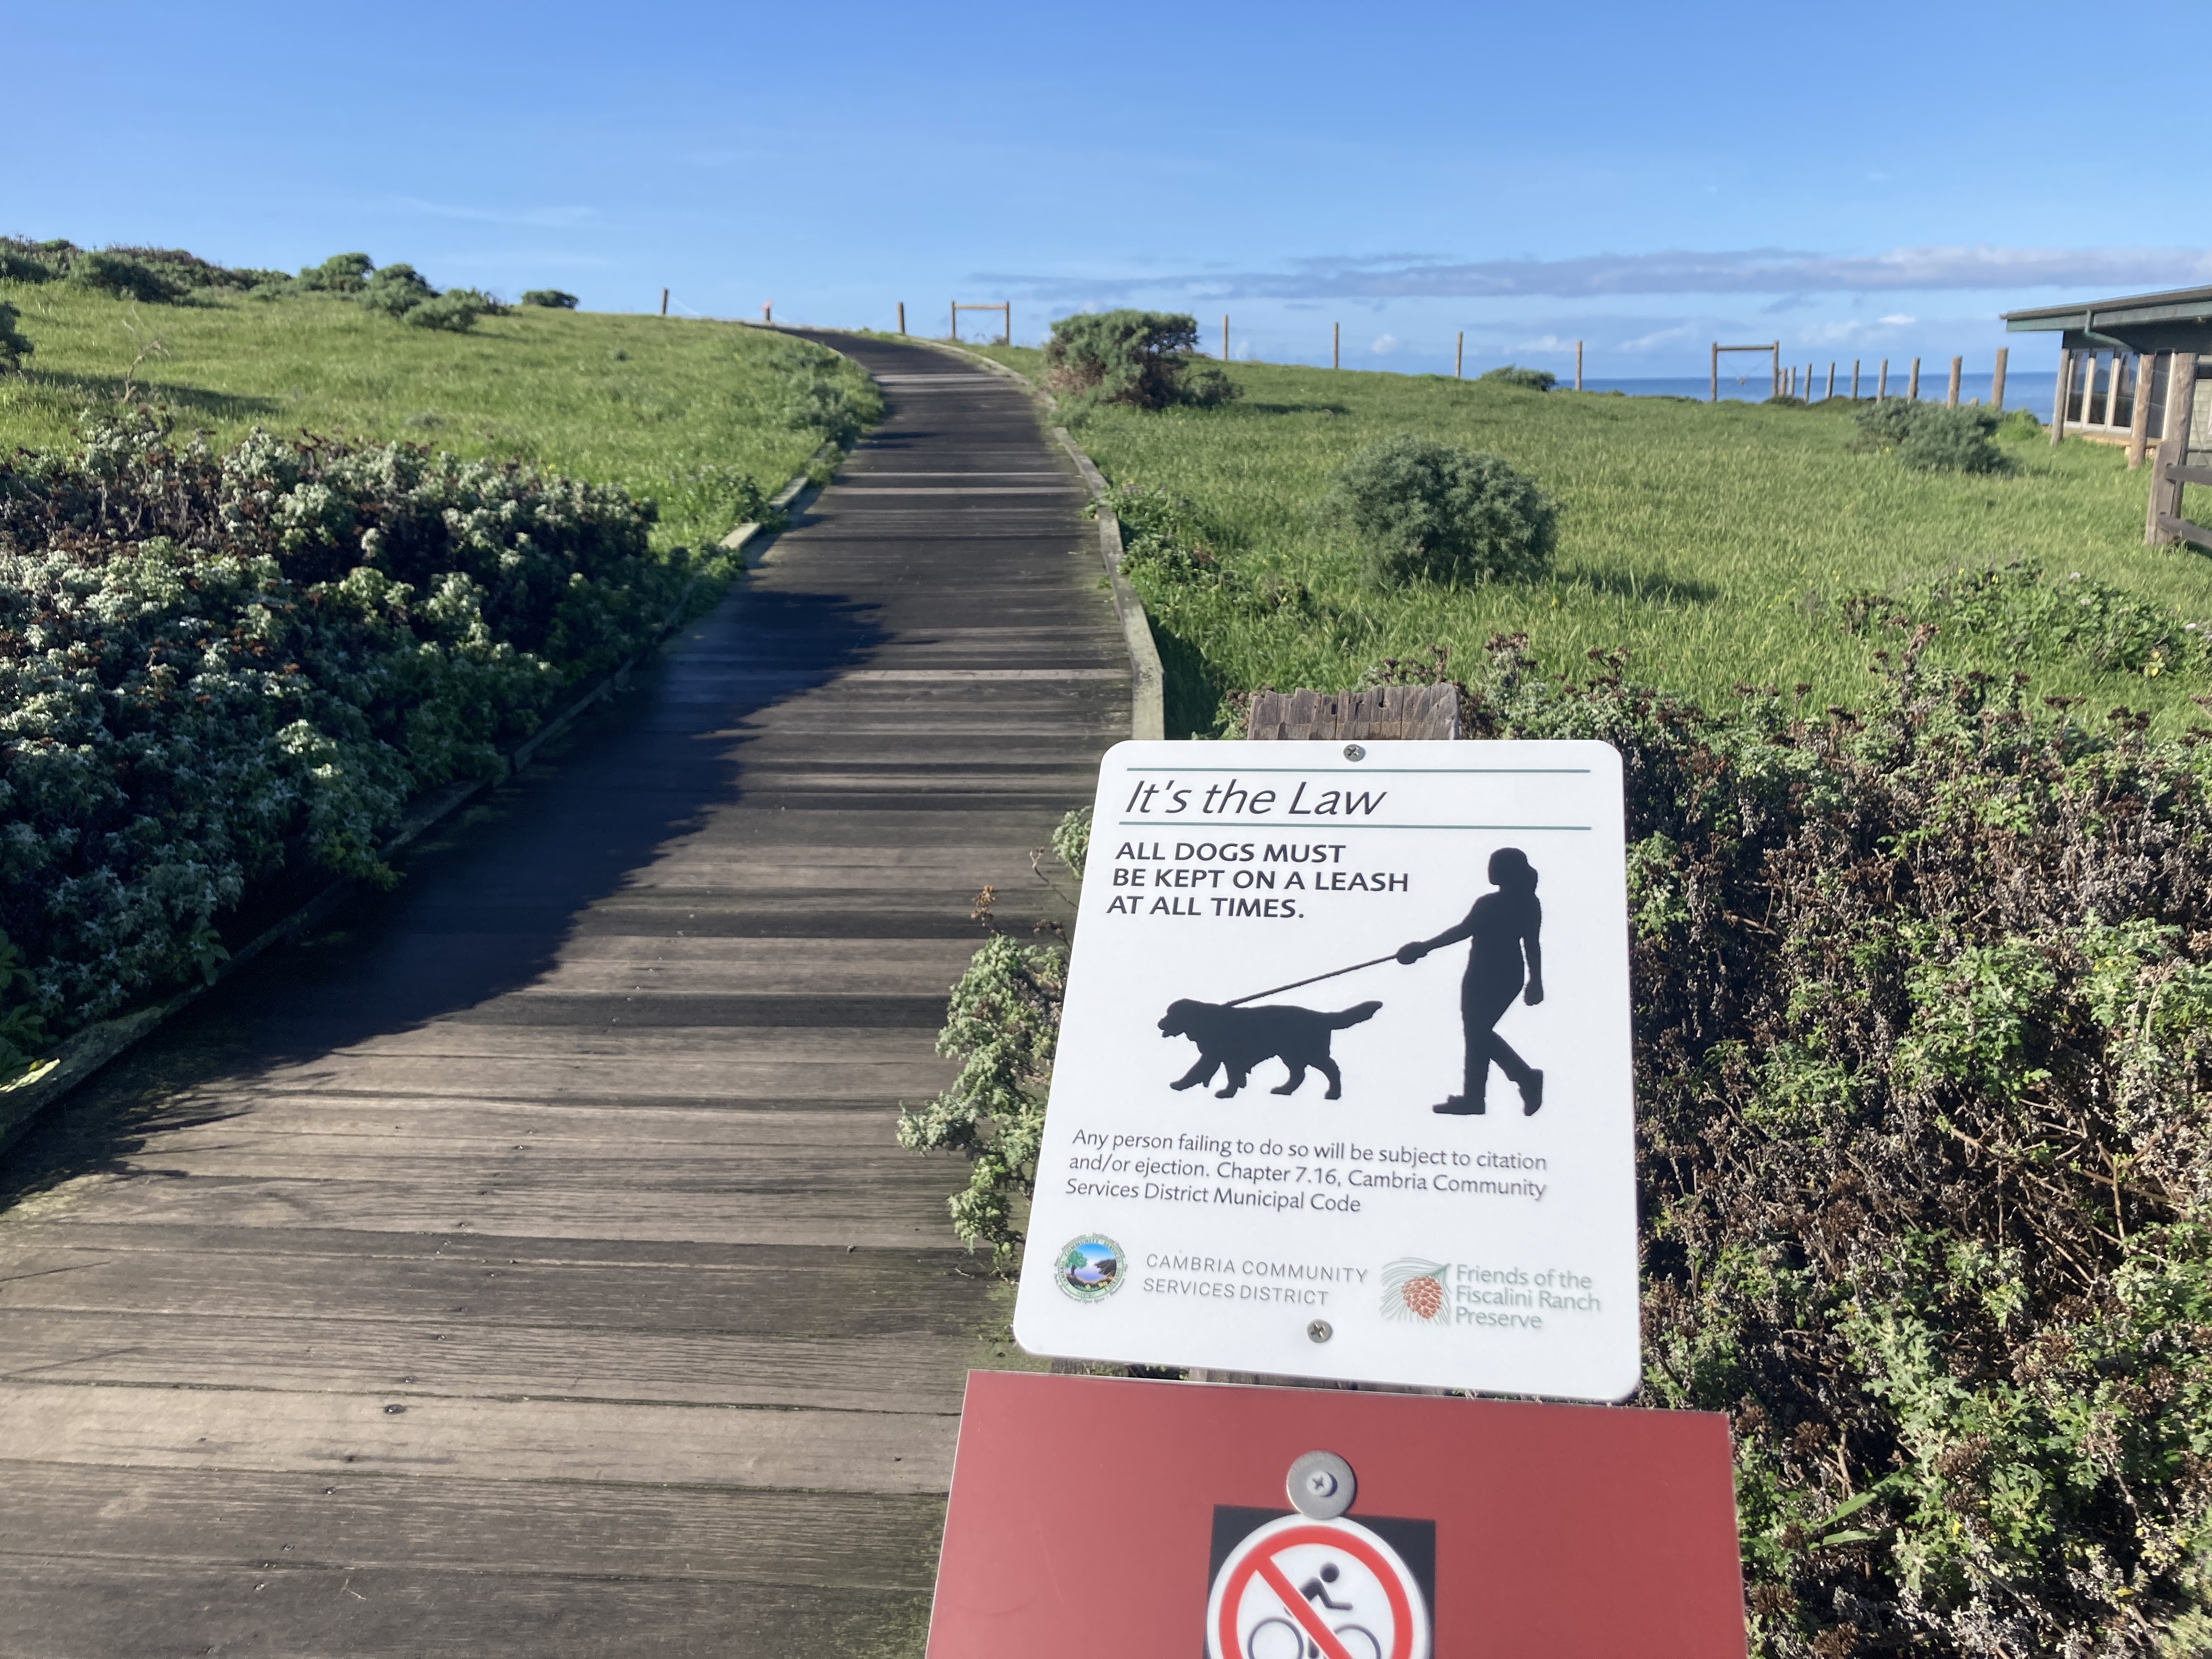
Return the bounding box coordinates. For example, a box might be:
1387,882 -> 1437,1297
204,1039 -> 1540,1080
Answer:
0,1308 -> 979,1412
0,1555 -> 931,1659
0,1460 -> 947,1583
1,1378 -> 959,1491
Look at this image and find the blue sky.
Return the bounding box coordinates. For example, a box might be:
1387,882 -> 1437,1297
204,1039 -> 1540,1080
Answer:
13,0 -> 2208,377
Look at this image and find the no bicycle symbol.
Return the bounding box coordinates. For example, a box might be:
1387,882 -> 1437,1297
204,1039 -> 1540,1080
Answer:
1206,1515 -> 1431,1659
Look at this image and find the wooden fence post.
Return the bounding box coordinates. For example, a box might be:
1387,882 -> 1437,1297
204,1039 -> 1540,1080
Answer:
1456,332 -> 1464,380
1948,356 -> 1962,406
2128,351 -> 2159,469
660,288 -> 669,318
1770,341 -> 1780,396
1710,341 -> 1718,403
1991,347 -> 2006,411
1909,358 -> 1921,400
1826,362 -> 1836,400
2146,352 -> 2198,543
1333,322 -> 1340,370
1852,359 -> 1861,399
1575,340 -> 1583,391
1878,359 -> 1888,399
897,301 -> 906,335
1002,302 -> 1012,345
2051,347 -> 2072,444
1222,315 -> 1229,362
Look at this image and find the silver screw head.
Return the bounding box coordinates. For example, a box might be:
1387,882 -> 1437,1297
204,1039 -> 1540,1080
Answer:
1307,1318 -> 1333,1342
1286,1450 -> 1357,1519
1342,744 -> 1365,761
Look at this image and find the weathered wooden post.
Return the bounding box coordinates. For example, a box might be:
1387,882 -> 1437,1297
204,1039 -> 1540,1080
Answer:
1991,347 -> 2006,411
950,301 -> 957,341
1222,315 -> 1229,362
897,301 -> 906,335
1710,341 -> 1718,403
2128,352 -> 2159,469
1948,357 -> 1962,406
1770,341 -> 1780,396
1456,332 -> 1464,380
1852,359 -> 1861,398
2146,352 -> 2198,543
1878,359 -> 1889,399
1333,322 -> 1340,370
2051,347 -> 2073,444
660,288 -> 669,318
1002,302 -> 1012,345
1908,358 -> 1921,400
1576,339 -> 1584,391
1826,362 -> 1836,400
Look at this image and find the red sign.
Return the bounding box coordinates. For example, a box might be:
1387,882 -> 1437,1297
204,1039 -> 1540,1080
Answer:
928,1372 -> 1746,1658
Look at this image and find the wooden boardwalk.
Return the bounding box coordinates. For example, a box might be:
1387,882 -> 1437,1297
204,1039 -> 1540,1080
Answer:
0,335 -> 1126,1655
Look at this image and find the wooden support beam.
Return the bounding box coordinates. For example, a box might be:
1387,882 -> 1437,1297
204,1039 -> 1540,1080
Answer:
2147,352 -> 2197,542
2129,352 -> 2162,469
2052,348 -> 2072,444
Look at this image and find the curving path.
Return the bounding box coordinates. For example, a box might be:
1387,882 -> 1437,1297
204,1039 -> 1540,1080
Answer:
0,334 -> 1125,1655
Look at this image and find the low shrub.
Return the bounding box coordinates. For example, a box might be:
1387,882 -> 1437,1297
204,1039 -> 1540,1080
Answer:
1319,433 -> 1558,589
0,238 -> 280,298
404,288 -> 501,333
1479,364 -> 1556,391
770,349 -> 884,445
359,263 -> 437,319
1042,309 -> 1241,413
65,250 -> 187,305
0,414 -> 699,1045
912,631 -> 2212,1655
0,302 -> 29,372
1853,399 -> 2006,474
294,252 -> 375,294
521,289 -> 579,309
1995,407 -> 2044,441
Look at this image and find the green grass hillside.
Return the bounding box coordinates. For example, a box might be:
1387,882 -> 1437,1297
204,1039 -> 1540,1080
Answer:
0,284 -> 847,549
961,342 -> 2212,733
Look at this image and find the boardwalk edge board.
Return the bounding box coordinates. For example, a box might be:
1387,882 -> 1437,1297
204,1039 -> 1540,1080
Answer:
903,335 -> 1166,741
0,442 -> 846,1149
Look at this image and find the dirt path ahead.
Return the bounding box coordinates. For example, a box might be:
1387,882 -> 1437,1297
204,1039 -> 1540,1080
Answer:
0,334 -> 1123,1655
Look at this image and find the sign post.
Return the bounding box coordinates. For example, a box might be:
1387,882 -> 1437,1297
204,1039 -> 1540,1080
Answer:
1014,739 -> 1640,1400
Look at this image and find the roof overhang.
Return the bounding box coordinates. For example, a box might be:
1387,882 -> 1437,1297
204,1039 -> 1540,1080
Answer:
2002,285 -> 2212,353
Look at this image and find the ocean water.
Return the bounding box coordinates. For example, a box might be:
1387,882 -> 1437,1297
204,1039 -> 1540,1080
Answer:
1566,371 -> 2062,411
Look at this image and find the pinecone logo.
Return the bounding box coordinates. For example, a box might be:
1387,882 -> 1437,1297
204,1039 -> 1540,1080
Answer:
1381,1258 -> 1452,1325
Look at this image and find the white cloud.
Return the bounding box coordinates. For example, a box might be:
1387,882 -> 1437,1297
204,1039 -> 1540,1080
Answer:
1878,313 -> 1915,325
1371,334 -> 1399,354
983,244 -> 2212,303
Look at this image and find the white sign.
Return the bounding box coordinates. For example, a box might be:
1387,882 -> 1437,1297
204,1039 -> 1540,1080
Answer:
1013,740 -> 1639,1401
1206,1515 -> 1430,1659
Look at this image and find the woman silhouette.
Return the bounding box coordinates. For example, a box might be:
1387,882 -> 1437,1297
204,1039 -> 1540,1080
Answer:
1396,847 -> 1544,1116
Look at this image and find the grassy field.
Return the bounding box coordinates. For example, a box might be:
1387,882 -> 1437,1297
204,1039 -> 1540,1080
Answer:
959,341 -> 2212,732
0,283 -> 848,550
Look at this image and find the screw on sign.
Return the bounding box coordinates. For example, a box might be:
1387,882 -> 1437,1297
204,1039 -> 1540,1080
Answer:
1206,1514 -> 1431,1659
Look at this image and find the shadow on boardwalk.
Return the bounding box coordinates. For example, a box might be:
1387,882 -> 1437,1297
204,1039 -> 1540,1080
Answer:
0,582 -> 883,1211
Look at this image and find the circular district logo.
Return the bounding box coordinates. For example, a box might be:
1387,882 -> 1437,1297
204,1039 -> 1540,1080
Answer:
1056,1234 -> 1126,1302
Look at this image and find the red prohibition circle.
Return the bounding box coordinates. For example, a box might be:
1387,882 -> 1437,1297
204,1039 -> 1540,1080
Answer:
1212,1521 -> 1417,1659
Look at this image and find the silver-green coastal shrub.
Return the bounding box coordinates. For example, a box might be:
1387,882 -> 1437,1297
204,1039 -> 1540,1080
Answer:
0,414 -> 690,1039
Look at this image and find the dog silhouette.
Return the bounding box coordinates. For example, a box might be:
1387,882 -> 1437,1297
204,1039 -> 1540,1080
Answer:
1158,998 -> 1384,1099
